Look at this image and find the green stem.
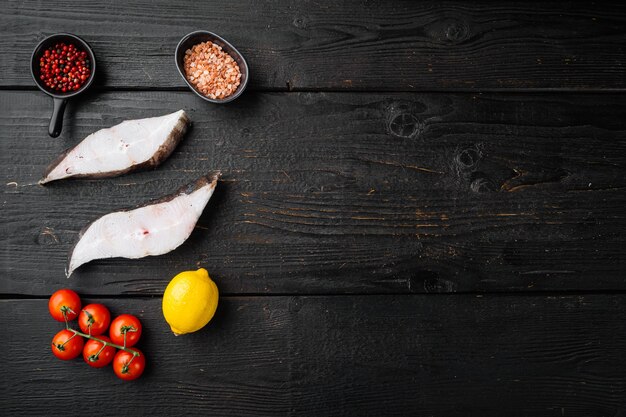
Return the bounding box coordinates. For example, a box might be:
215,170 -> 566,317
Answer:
82,309 -> 94,336
94,343 -> 107,357
88,341 -> 108,362
68,329 -> 140,357
59,331 -> 78,348
121,353 -> 137,374
121,326 -> 137,349
61,309 -> 70,330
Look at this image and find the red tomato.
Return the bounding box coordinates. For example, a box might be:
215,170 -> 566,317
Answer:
78,304 -> 111,336
82,336 -> 116,368
109,314 -> 142,347
113,348 -> 145,381
51,329 -> 84,360
48,289 -> 81,322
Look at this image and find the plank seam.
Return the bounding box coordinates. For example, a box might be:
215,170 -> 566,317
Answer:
2,86 -> 626,94
4,290 -> 626,300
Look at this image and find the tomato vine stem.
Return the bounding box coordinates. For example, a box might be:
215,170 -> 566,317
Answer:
121,326 -> 137,348
67,328 -> 140,358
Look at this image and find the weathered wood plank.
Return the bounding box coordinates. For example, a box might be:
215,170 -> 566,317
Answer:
2,1 -> 625,90
1,91 -> 625,295
1,295 -> 625,416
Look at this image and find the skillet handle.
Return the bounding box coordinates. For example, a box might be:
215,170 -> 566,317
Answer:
49,97 -> 67,138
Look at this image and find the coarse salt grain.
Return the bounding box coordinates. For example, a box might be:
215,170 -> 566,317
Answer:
183,40 -> 242,100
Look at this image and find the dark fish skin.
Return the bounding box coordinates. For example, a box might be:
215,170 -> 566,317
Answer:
131,171 -> 221,209
40,111 -> 191,184
66,171 -> 221,277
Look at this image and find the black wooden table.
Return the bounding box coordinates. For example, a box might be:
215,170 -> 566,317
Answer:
1,1 -> 625,416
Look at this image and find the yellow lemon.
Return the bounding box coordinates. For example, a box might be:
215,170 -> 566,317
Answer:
162,268 -> 219,335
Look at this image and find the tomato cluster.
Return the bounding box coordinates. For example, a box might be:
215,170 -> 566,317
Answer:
49,289 -> 146,381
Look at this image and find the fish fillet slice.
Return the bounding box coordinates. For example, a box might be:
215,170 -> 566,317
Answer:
67,173 -> 220,277
40,110 -> 190,184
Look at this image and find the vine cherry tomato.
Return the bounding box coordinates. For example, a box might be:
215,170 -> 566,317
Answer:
113,348 -> 145,381
51,329 -> 84,360
110,314 -> 142,347
82,336 -> 116,368
78,303 -> 111,336
48,289 -> 81,322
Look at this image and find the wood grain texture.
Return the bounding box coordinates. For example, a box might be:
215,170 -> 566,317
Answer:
2,1 -> 625,90
1,91 -> 625,295
1,295 -> 625,416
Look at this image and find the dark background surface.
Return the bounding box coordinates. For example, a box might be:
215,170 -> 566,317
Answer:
1,1 -> 625,416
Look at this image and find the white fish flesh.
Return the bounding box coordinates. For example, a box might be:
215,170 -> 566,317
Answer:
67,172 -> 220,277
40,110 -> 190,184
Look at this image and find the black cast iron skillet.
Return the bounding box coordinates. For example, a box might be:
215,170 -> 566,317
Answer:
31,33 -> 97,137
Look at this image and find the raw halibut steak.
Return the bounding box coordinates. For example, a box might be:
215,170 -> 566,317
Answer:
67,172 -> 220,277
40,110 -> 190,184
